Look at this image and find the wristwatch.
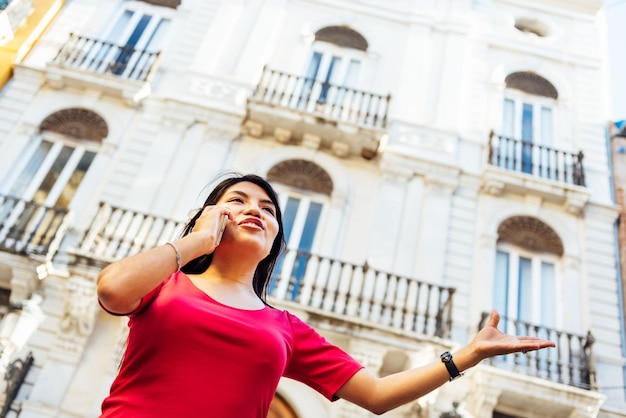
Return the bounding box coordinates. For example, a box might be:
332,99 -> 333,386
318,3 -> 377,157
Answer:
440,351 -> 464,381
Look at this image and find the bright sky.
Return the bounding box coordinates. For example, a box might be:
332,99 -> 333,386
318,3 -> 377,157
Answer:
605,0 -> 626,121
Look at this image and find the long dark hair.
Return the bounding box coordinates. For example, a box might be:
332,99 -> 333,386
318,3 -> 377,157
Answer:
179,173 -> 286,302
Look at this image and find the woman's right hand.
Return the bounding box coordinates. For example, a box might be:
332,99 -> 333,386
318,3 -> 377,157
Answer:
191,205 -> 231,254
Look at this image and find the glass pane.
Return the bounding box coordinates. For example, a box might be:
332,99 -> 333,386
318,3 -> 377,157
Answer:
517,257 -> 532,322
343,59 -> 360,88
291,202 -> 322,300
304,52 -> 322,80
54,151 -> 96,208
493,250 -> 510,320
300,52 -> 322,106
521,103 -> 533,173
281,197 -> 300,243
541,261 -> 556,328
494,250 -> 511,334
144,18 -> 170,52
521,103 -> 533,142
32,146 -> 73,204
106,10 -> 134,43
297,202 -> 322,251
125,14 -> 152,47
502,99 -> 515,138
319,56 -> 340,103
541,107 -> 552,146
8,140 -> 53,197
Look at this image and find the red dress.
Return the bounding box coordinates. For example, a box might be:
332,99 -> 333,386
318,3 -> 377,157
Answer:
100,271 -> 363,418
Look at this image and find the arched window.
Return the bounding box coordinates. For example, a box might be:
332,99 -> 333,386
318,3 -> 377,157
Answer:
267,159 -> 333,299
501,72 -> 558,175
493,216 -> 563,330
300,25 -> 369,106
1,108 -> 105,209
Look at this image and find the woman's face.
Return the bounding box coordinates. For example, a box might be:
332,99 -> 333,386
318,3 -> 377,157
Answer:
216,181 -> 280,258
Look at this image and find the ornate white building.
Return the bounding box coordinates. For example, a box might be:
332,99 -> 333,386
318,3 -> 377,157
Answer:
0,0 -> 624,417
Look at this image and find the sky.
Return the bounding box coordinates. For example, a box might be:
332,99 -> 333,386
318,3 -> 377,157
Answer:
605,0 -> 626,122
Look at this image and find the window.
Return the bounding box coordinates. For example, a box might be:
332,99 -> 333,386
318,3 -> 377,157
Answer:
500,72 -> 558,177
492,216 -> 563,332
0,109 -> 104,248
494,246 -> 557,330
298,26 -> 368,114
273,191 -> 325,299
266,160 -> 334,300
96,3 -> 171,78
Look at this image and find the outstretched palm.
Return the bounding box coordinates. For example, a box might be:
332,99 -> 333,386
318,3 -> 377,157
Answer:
470,310 -> 556,360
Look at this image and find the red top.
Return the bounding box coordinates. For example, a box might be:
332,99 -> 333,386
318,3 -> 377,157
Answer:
100,271 -> 363,418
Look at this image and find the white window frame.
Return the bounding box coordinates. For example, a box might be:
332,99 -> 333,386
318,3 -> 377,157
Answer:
502,89 -> 556,148
275,187 -> 328,254
494,242 -> 562,330
1,132 -> 99,208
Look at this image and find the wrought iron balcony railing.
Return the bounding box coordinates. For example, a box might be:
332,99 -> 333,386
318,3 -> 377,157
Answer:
488,131 -> 585,186
251,65 -> 391,130
52,33 -> 161,82
0,195 -> 71,261
479,312 -> 596,390
71,202 -> 455,339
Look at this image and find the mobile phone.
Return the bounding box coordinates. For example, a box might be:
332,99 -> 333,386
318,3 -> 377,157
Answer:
215,214 -> 227,245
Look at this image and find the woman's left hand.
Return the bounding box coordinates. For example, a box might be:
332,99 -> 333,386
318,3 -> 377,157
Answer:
467,310 -> 556,367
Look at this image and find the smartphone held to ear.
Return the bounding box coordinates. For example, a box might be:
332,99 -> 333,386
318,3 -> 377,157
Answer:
215,214 -> 227,246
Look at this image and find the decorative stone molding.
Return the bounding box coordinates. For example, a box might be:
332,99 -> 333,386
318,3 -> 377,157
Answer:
9,266 -> 39,305
331,140 -> 349,158
139,0 -> 181,9
267,159 -> 333,195
273,127 -> 292,143
243,119 -> 263,137
505,71 -> 558,99
301,133 -> 321,150
315,26 -> 368,51
39,108 -> 108,142
52,276 -> 98,363
497,216 -> 564,256
59,276 -> 97,337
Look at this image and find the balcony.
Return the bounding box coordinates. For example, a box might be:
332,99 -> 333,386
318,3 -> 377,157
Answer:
46,33 -> 161,104
478,312 -> 596,391
0,0 -> 32,45
244,66 -> 392,160
483,132 -> 590,213
70,202 -> 455,340
0,195 -> 71,262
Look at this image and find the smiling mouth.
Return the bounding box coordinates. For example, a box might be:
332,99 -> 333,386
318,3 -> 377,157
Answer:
240,221 -> 264,229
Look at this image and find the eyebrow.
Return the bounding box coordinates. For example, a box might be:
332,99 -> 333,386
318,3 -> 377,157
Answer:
227,190 -> 276,207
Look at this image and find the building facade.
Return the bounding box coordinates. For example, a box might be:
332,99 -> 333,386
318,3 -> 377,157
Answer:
0,0 -> 624,417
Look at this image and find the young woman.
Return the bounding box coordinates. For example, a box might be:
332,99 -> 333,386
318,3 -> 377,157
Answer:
97,173 -> 554,417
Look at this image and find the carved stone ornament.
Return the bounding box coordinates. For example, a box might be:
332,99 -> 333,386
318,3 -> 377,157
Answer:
39,108 -> 109,142
139,0 -> 181,8
59,276 -> 97,337
267,159 -> 334,195
505,72 -> 558,99
497,216 -> 564,256
315,26 -> 368,51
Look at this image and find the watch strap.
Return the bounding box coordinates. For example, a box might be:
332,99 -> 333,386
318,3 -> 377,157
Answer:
440,351 -> 464,381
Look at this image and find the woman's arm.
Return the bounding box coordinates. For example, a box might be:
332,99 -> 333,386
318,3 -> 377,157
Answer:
97,205 -> 228,314
335,310 -> 555,415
